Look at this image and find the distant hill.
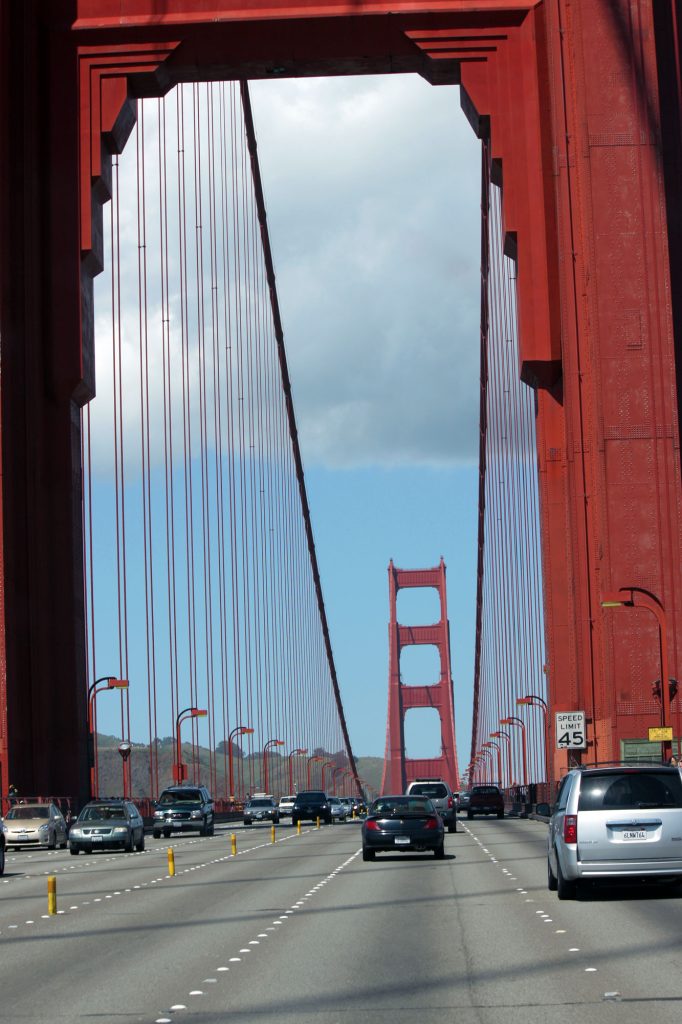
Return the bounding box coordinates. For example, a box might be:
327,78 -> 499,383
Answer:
96,735 -> 383,800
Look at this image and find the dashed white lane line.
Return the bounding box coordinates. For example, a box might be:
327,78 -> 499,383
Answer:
463,823 -> 618,991
0,827 -> 314,936
153,847 -> 362,1022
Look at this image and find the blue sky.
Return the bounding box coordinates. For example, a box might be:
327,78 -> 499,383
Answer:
90,73 -> 482,768
249,75 -> 481,762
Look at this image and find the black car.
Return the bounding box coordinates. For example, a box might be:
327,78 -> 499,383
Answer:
68,799 -> 145,854
152,786 -> 215,838
362,796 -> 445,860
291,791 -> 332,825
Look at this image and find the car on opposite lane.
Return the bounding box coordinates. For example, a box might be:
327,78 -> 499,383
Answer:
2,802 -> 68,850
243,797 -> 280,826
362,795 -> 444,860
69,799 -> 145,855
152,786 -> 215,838
339,797 -> 355,818
547,765 -> 682,899
291,791 -> 332,826
278,795 -> 296,818
328,797 -> 347,822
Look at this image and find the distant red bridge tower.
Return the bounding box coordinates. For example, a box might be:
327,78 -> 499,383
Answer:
381,560 -> 460,795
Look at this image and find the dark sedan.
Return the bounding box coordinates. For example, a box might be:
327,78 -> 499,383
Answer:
362,796 -> 444,861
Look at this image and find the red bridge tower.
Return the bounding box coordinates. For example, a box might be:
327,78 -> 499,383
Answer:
381,560 -> 460,795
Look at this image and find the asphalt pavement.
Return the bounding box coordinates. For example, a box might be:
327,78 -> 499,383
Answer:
1,816 -> 681,1022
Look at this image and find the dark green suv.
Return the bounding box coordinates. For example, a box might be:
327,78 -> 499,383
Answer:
152,786 -> 214,838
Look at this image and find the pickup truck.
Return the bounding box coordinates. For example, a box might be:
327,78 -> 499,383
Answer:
467,785 -> 504,819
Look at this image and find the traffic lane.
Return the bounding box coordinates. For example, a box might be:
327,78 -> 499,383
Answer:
0,826 -> 361,1022
463,816 -> 682,1014
0,815 -> 303,913
153,828 -> 622,1024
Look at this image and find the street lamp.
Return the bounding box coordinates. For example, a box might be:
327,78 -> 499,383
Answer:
227,725 -> 254,801
500,716 -> 528,787
483,740 -> 503,786
602,588 -> 673,761
287,746 -> 307,794
263,739 -> 285,794
87,676 -> 129,798
175,707 -> 207,784
478,748 -> 494,784
472,752 -> 488,784
331,766 -> 346,795
321,761 -> 335,792
490,730 -> 513,785
517,695 -> 550,783
306,754 -> 324,788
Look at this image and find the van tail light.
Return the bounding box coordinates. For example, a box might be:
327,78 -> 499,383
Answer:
424,817 -> 439,830
563,815 -> 578,844
447,797 -> 453,808
365,820 -> 380,831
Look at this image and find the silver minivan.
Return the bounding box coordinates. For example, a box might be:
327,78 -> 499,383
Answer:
547,766 -> 682,899
405,779 -> 457,833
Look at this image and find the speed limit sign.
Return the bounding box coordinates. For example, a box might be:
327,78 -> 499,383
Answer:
555,711 -> 587,749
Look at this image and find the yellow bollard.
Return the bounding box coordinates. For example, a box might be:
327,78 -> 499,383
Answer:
316,816 -> 321,829
271,824 -> 276,844
47,875 -> 57,916
231,833 -> 237,856
297,819 -> 301,835
167,848 -> 175,876
352,808 -> 357,819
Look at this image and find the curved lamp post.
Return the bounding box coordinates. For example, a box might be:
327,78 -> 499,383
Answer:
478,748 -> 494,784
320,761 -> 336,792
602,588 -> 673,762
228,725 -> 254,800
331,766 -> 346,795
490,730 -> 513,785
306,754 -> 324,788
87,676 -> 129,798
288,747 -> 307,794
517,695 -> 549,783
263,739 -> 285,794
175,707 -> 207,784
500,716 -> 528,787
483,740 -> 503,786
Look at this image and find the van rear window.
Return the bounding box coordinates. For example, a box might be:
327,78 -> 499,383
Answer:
410,784 -> 447,798
578,771 -> 682,810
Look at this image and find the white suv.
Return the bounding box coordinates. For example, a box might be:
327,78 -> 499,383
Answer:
547,765 -> 682,899
278,795 -> 296,818
405,779 -> 457,833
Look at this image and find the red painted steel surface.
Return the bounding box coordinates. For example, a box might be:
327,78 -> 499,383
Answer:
1,0 -> 682,800
381,560 -> 460,794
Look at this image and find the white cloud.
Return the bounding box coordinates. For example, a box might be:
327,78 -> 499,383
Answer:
249,74 -> 482,467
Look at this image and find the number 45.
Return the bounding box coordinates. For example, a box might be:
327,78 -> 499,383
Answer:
558,731 -> 584,746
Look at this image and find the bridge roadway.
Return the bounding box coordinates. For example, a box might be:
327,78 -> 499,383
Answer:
0,816 -> 680,1022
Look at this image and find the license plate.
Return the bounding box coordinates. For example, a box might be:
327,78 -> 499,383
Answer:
394,836 -> 410,846
92,835 -> 103,842
622,830 -> 647,840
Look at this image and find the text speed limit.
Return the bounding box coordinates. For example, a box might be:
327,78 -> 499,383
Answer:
555,711 -> 586,749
